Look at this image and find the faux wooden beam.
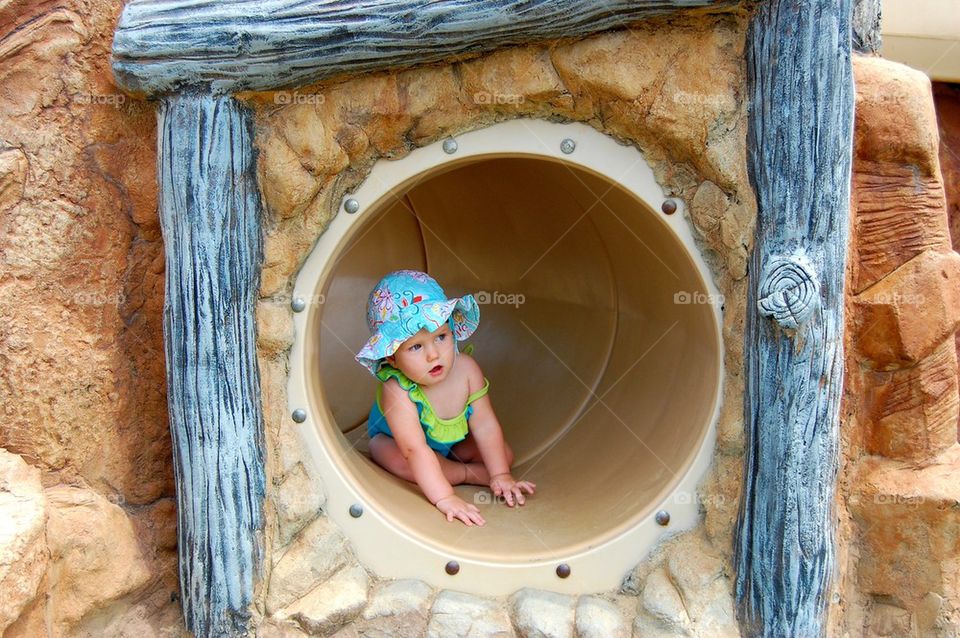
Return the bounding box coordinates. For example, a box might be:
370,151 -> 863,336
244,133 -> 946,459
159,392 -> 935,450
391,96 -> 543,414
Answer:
852,0 -> 882,53
735,0 -> 854,636
112,0 -> 733,95
158,93 -> 266,638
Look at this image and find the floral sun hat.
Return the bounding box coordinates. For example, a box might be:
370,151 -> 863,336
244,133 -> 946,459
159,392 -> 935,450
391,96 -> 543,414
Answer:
355,270 -> 480,375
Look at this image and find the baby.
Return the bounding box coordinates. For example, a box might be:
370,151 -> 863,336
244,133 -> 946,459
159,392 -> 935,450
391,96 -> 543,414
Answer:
355,270 -> 535,526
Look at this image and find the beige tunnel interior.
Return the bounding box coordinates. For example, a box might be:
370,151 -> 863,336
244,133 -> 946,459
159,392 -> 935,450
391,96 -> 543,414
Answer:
304,156 -> 720,563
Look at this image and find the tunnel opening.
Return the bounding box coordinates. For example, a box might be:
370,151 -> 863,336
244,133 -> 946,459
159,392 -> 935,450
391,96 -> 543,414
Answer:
290,120 -> 723,594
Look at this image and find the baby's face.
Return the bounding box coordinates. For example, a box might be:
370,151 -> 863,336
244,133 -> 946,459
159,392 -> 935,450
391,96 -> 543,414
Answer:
387,323 -> 456,387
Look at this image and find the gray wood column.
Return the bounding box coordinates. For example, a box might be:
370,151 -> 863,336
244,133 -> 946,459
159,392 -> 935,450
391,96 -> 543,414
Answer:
853,0 -> 881,53
158,93 -> 266,638
734,1 -> 854,636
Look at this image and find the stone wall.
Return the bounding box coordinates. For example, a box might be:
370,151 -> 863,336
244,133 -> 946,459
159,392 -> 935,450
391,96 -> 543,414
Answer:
838,56 -> 960,637
934,82 -> 960,255
250,9 -> 754,637
0,1 -> 181,636
933,81 -> 960,439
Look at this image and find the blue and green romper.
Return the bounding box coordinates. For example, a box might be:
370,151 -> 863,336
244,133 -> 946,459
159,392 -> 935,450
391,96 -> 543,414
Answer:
367,362 -> 490,458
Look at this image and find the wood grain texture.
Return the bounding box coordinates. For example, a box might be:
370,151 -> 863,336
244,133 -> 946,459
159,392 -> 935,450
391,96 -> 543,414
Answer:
735,0 -> 854,635
852,0 -> 881,53
158,93 -> 266,638
111,0 -> 733,95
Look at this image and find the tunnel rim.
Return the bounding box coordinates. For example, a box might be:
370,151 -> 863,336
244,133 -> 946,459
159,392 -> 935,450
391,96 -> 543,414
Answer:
287,119 -> 724,595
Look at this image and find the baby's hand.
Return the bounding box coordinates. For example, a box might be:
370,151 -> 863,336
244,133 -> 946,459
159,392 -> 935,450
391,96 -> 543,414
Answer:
489,473 -> 536,507
436,495 -> 486,526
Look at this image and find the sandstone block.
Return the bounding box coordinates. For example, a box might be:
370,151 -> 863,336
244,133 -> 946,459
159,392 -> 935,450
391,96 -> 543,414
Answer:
641,567 -> 691,633
262,226 -> 316,298
915,591 -> 956,636
702,453 -> 743,551
280,565 -> 368,636
333,121 -> 371,165
631,613 -> 689,638
1,594 -> 47,638
849,449 -> 960,607
854,250 -> 960,368
865,602 -> 913,637
460,46 -> 566,114
852,161 -> 951,293
257,126 -> 322,220
257,299 -> 295,358
0,147 -> 28,213
323,74 -> 411,156
574,596 -> 628,638
933,82 -> 960,256
130,497 -> 178,553
266,516 -> 350,614
45,486 -> 153,629
853,56 -> 941,177
363,578 -> 433,620
551,26 -> 676,111
509,588 -> 575,638
0,450 -> 47,634
863,339 -> 959,461
275,101 -> 349,179
70,580 -> 185,638
427,591 -> 513,638
629,535 -> 738,637
665,540 -> 737,635
340,612 -> 429,638
690,180 -> 726,237
273,461 -> 326,548
258,617 -> 311,637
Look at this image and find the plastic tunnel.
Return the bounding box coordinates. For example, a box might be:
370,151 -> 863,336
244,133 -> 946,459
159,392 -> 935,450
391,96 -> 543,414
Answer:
290,120 -> 722,594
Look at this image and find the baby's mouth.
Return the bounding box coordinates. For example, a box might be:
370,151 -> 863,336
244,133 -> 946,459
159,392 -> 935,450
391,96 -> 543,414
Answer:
428,365 -> 443,376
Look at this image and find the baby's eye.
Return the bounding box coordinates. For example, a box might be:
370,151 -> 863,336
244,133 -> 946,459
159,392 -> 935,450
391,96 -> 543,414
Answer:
436,334 -> 447,342
408,344 -> 421,352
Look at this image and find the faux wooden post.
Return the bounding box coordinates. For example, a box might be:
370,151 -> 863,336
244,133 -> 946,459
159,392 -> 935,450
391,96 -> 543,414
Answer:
734,1 -> 854,636
158,93 -> 266,637
852,0 -> 881,53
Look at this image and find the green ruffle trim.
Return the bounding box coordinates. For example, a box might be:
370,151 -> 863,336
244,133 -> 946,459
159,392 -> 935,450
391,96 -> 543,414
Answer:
375,346 -> 488,445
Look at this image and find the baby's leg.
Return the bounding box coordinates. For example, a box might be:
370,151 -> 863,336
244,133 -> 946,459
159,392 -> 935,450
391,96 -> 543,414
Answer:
368,434 -> 483,486
449,436 -> 515,484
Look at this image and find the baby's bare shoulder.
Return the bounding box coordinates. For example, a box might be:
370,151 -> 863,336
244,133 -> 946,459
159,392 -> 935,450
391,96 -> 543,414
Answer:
381,378 -> 416,410
456,353 -> 486,390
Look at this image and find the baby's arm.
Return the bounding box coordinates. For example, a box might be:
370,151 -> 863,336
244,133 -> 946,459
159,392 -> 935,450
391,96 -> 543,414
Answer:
461,357 -> 536,506
380,379 -> 485,526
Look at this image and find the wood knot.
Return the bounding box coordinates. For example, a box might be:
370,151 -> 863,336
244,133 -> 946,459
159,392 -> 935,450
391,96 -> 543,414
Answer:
757,253 -> 820,330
